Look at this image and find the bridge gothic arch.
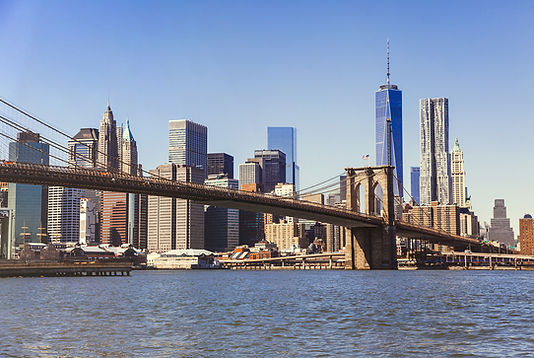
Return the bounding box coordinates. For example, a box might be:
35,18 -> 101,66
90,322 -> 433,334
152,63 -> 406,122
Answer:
344,166 -> 397,270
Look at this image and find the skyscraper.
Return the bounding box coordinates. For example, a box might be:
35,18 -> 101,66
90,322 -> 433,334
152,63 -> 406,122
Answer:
420,98 -> 451,205
204,175 -> 239,252
99,111 -> 142,247
48,128 -> 100,244
121,119 -> 138,175
8,131 -> 49,245
147,164 -> 205,251
375,41 -> 403,197
267,127 -> 299,189
97,103 -> 119,171
487,199 -> 515,246
410,167 -> 420,204
207,153 -> 233,179
47,186 -> 83,243
250,150 -> 286,193
239,161 -> 262,188
168,119 -> 207,175
68,128 -> 99,168
238,161 -> 264,246
451,138 -> 466,207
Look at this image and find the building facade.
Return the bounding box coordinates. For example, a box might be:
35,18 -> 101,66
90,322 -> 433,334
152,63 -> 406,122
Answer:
251,150 -> 286,193
487,199 -> 515,246
8,131 -> 49,245
79,197 -> 97,245
168,119 -> 207,175
97,104 -> 119,171
267,127 -> 299,189
451,138 -> 466,207
375,80 -> 403,197
420,98 -> 451,205
239,161 -> 262,189
47,186 -> 84,243
147,164 -> 205,252
264,220 -> 306,251
204,176 -> 239,252
519,214 -> 534,255
410,167 -> 420,204
207,153 -> 233,179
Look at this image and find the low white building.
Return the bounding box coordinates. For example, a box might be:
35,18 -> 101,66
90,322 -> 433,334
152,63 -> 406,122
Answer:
152,249 -> 219,269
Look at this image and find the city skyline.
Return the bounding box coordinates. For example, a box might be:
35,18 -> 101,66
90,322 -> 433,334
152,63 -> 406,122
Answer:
1,1 -> 533,232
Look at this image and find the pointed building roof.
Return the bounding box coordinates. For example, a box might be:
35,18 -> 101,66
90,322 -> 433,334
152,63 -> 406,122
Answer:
123,118 -> 134,142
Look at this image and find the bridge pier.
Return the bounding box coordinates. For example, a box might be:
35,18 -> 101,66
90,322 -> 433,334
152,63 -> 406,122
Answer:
345,226 -> 397,270
344,166 -> 398,270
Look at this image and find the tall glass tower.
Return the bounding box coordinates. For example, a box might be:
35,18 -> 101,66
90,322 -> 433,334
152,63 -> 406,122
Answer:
267,127 -> 299,189
375,41 -> 403,197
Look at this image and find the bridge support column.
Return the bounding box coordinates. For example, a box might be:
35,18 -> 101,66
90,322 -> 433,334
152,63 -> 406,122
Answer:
345,226 -> 397,270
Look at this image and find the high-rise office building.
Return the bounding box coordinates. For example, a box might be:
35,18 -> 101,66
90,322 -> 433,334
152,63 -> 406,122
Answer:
120,119 -> 146,248
97,103 -> 119,171
267,127 -> 299,189
375,42 -> 403,197
251,150 -> 286,193
420,98 -> 451,205
410,167 -> 420,204
487,199 -> 515,246
121,119 -> 138,175
451,138 -> 466,207
68,128 -> 99,168
48,128 -> 99,244
207,153 -> 233,179
8,131 -> 49,245
47,186 -> 83,243
238,162 -> 264,246
168,119 -> 207,175
204,176 -> 239,252
147,164 -> 205,252
519,214 -> 534,255
239,161 -> 262,188
100,115 -> 142,247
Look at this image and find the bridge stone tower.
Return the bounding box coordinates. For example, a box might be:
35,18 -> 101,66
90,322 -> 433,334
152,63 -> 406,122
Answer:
344,166 -> 397,269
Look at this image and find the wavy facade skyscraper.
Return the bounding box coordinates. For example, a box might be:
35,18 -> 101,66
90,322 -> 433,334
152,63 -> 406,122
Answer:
419,98 -> 451,205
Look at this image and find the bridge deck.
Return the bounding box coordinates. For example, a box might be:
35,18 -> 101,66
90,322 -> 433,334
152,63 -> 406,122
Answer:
0,162 -> 484,249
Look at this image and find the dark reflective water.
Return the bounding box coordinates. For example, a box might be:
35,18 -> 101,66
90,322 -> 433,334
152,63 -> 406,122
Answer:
1,270 -> 533,357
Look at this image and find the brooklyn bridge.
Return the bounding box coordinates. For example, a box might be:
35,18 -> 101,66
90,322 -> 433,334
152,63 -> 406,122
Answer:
0,98 -> 495,269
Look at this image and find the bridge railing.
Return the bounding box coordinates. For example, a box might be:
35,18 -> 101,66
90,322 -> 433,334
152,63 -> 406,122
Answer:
0,162 -> 383,223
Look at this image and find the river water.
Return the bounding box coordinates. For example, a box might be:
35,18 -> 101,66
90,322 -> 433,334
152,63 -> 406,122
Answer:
1,270 -> 533,357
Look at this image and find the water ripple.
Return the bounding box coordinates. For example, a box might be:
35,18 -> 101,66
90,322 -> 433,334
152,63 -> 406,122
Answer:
1,270 -> 534,356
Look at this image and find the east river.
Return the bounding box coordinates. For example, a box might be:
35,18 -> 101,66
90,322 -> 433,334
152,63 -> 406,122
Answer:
1,270 -> 533,357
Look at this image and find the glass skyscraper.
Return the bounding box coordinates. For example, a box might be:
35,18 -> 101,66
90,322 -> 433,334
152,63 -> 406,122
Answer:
375,43 -> 403,197
410,167 -> 420,204
8,132 -> 49,245
267,127 -> 299,189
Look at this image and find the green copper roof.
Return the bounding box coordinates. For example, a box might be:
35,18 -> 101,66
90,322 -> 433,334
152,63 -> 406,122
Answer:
123,118 -> 134,142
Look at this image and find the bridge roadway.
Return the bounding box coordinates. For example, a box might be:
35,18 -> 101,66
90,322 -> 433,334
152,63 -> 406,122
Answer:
0,162 -> 483,250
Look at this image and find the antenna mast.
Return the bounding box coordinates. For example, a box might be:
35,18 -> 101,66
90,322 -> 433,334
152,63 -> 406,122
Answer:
386,39 -> 390,86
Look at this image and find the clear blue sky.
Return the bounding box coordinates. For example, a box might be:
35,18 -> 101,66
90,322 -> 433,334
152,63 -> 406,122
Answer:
1,0 -> 533,232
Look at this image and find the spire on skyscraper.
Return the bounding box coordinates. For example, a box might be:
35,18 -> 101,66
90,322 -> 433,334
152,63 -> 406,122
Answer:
386,39 -> 390,86
123,118 -> 135,142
